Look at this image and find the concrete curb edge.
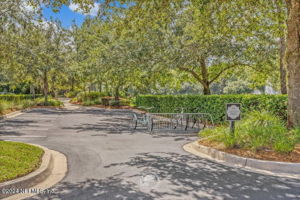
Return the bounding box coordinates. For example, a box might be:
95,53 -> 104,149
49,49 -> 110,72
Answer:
183,141 -> 300,179
0,144 -> 53,198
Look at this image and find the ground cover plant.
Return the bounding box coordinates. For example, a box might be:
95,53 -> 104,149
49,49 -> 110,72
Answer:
0,141 -> 44,182
200,111 -> 300,154
0,95 -> 62,115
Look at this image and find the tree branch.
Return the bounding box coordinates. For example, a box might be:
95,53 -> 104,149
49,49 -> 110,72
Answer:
208,65 -> 236,84
178,66 -> 204,85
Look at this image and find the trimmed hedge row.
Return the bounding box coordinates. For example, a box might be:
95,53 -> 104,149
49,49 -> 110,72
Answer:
0,94 -> 42,102
76,92 -> 108,102
136,94 -> 287,124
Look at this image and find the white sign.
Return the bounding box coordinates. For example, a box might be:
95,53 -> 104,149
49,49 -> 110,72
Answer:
226,104 -> 241,121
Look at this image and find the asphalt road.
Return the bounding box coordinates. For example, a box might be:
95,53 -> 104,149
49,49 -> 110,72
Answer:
1,101 -> 300,200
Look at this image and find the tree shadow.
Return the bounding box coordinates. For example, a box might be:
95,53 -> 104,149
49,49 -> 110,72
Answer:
0,119 -> 37,136
27,152 -> 300,200
28,176 -> 153,200
61,109 -> 146,135
103,152 -> 300,200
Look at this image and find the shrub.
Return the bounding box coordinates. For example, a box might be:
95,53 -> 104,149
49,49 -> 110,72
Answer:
35,98 -> 62,106
0,94 -> 42,102
21,100 -> 36,109
109,99 -> 131,106
235,111 -> 287,151
65,91 -> 80,98
0,101 -> 9,114
200,111 -> 298,153
136,94 -> 287,124
75,92 -> 107,102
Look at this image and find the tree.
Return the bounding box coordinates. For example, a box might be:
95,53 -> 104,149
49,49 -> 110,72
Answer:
285,0 -> 300,128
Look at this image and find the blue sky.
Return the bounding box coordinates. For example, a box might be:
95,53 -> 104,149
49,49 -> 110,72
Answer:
43,5 -> 86,28
42,2 -> 130,29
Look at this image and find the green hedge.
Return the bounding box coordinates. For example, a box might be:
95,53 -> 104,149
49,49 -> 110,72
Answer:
0,94 -> 42,102
136,94 -> 287,124
76,92 -> 108,102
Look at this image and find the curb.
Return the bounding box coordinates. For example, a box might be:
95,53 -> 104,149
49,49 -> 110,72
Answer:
0,110 -> 24,120
0,143 -> 67,199
183,141 -> 300,178
0,107 -> 63,121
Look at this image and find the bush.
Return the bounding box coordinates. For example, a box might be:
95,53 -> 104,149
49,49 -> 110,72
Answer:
21,100 -> 36,109
0,96 -> 62,115
0,94 -> 42,102
0,101 -> 9,114
136,94 -> 287,124
65,91 -> 80,98
75,92 -> 107,102
109,99 -> 131,106
200,111 -> 298,153
235,111 -> 287,151
35,98 -> 62,106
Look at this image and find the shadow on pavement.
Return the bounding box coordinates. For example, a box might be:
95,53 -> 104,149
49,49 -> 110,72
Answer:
29,152 -> 300,200
28,176 -> 153,200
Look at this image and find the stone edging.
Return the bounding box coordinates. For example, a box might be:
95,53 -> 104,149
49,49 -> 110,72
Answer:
0,144 -> 53,199
183,141 -> 300,178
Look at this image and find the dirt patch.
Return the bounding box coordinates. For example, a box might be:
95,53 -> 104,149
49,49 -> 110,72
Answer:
198,140 -> 300,163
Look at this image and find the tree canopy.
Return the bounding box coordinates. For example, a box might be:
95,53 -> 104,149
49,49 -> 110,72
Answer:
1,0 -> 299,127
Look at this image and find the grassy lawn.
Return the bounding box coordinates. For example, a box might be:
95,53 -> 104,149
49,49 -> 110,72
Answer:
0,141 -> 44,183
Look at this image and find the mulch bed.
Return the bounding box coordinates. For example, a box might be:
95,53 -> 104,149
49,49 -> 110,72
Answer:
198,139 -> 300,163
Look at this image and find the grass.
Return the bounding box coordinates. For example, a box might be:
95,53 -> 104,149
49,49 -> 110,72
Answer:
200,111 -> 300,153
0,141 -> 44,182
35,97 -> 63,106
0,97 -> 62,115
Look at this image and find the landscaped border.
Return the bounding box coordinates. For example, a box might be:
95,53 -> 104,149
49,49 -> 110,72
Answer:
0,143 -> 67,199
183,141 -> 300,178
0,144 -> 52,199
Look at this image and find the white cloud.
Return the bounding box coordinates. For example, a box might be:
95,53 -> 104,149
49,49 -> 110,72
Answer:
69,2 -> 100,16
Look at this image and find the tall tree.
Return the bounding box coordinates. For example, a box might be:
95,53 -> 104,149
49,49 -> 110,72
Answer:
285,0 -> 300,128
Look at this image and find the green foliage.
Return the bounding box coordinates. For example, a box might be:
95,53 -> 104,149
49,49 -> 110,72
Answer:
0,141 -> 44,182
65,91 -> 80,98
0,94 -> 42,102
0,101 -> 9,114
235,111 -> 287,151
35,98 -> 62,107
82,100 -> 95,106
136,94 -> 287,124
75,92 -> 107,102
201,111 -> 299,153
109,99 -> 131,106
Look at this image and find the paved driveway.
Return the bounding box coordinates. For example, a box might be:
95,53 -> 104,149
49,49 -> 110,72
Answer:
1,103 -> 300,200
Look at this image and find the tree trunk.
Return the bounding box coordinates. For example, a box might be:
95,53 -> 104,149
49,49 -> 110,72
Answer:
30,84 -> 35,99
286,0 -> 300,128
280,37 -> 288,94
200,58 -> 211,95
115,85 -> 120,100
43,71 -> 48,104
203,84 -> 211,95
99,82 -> 102,92
71,77 -> 74,92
